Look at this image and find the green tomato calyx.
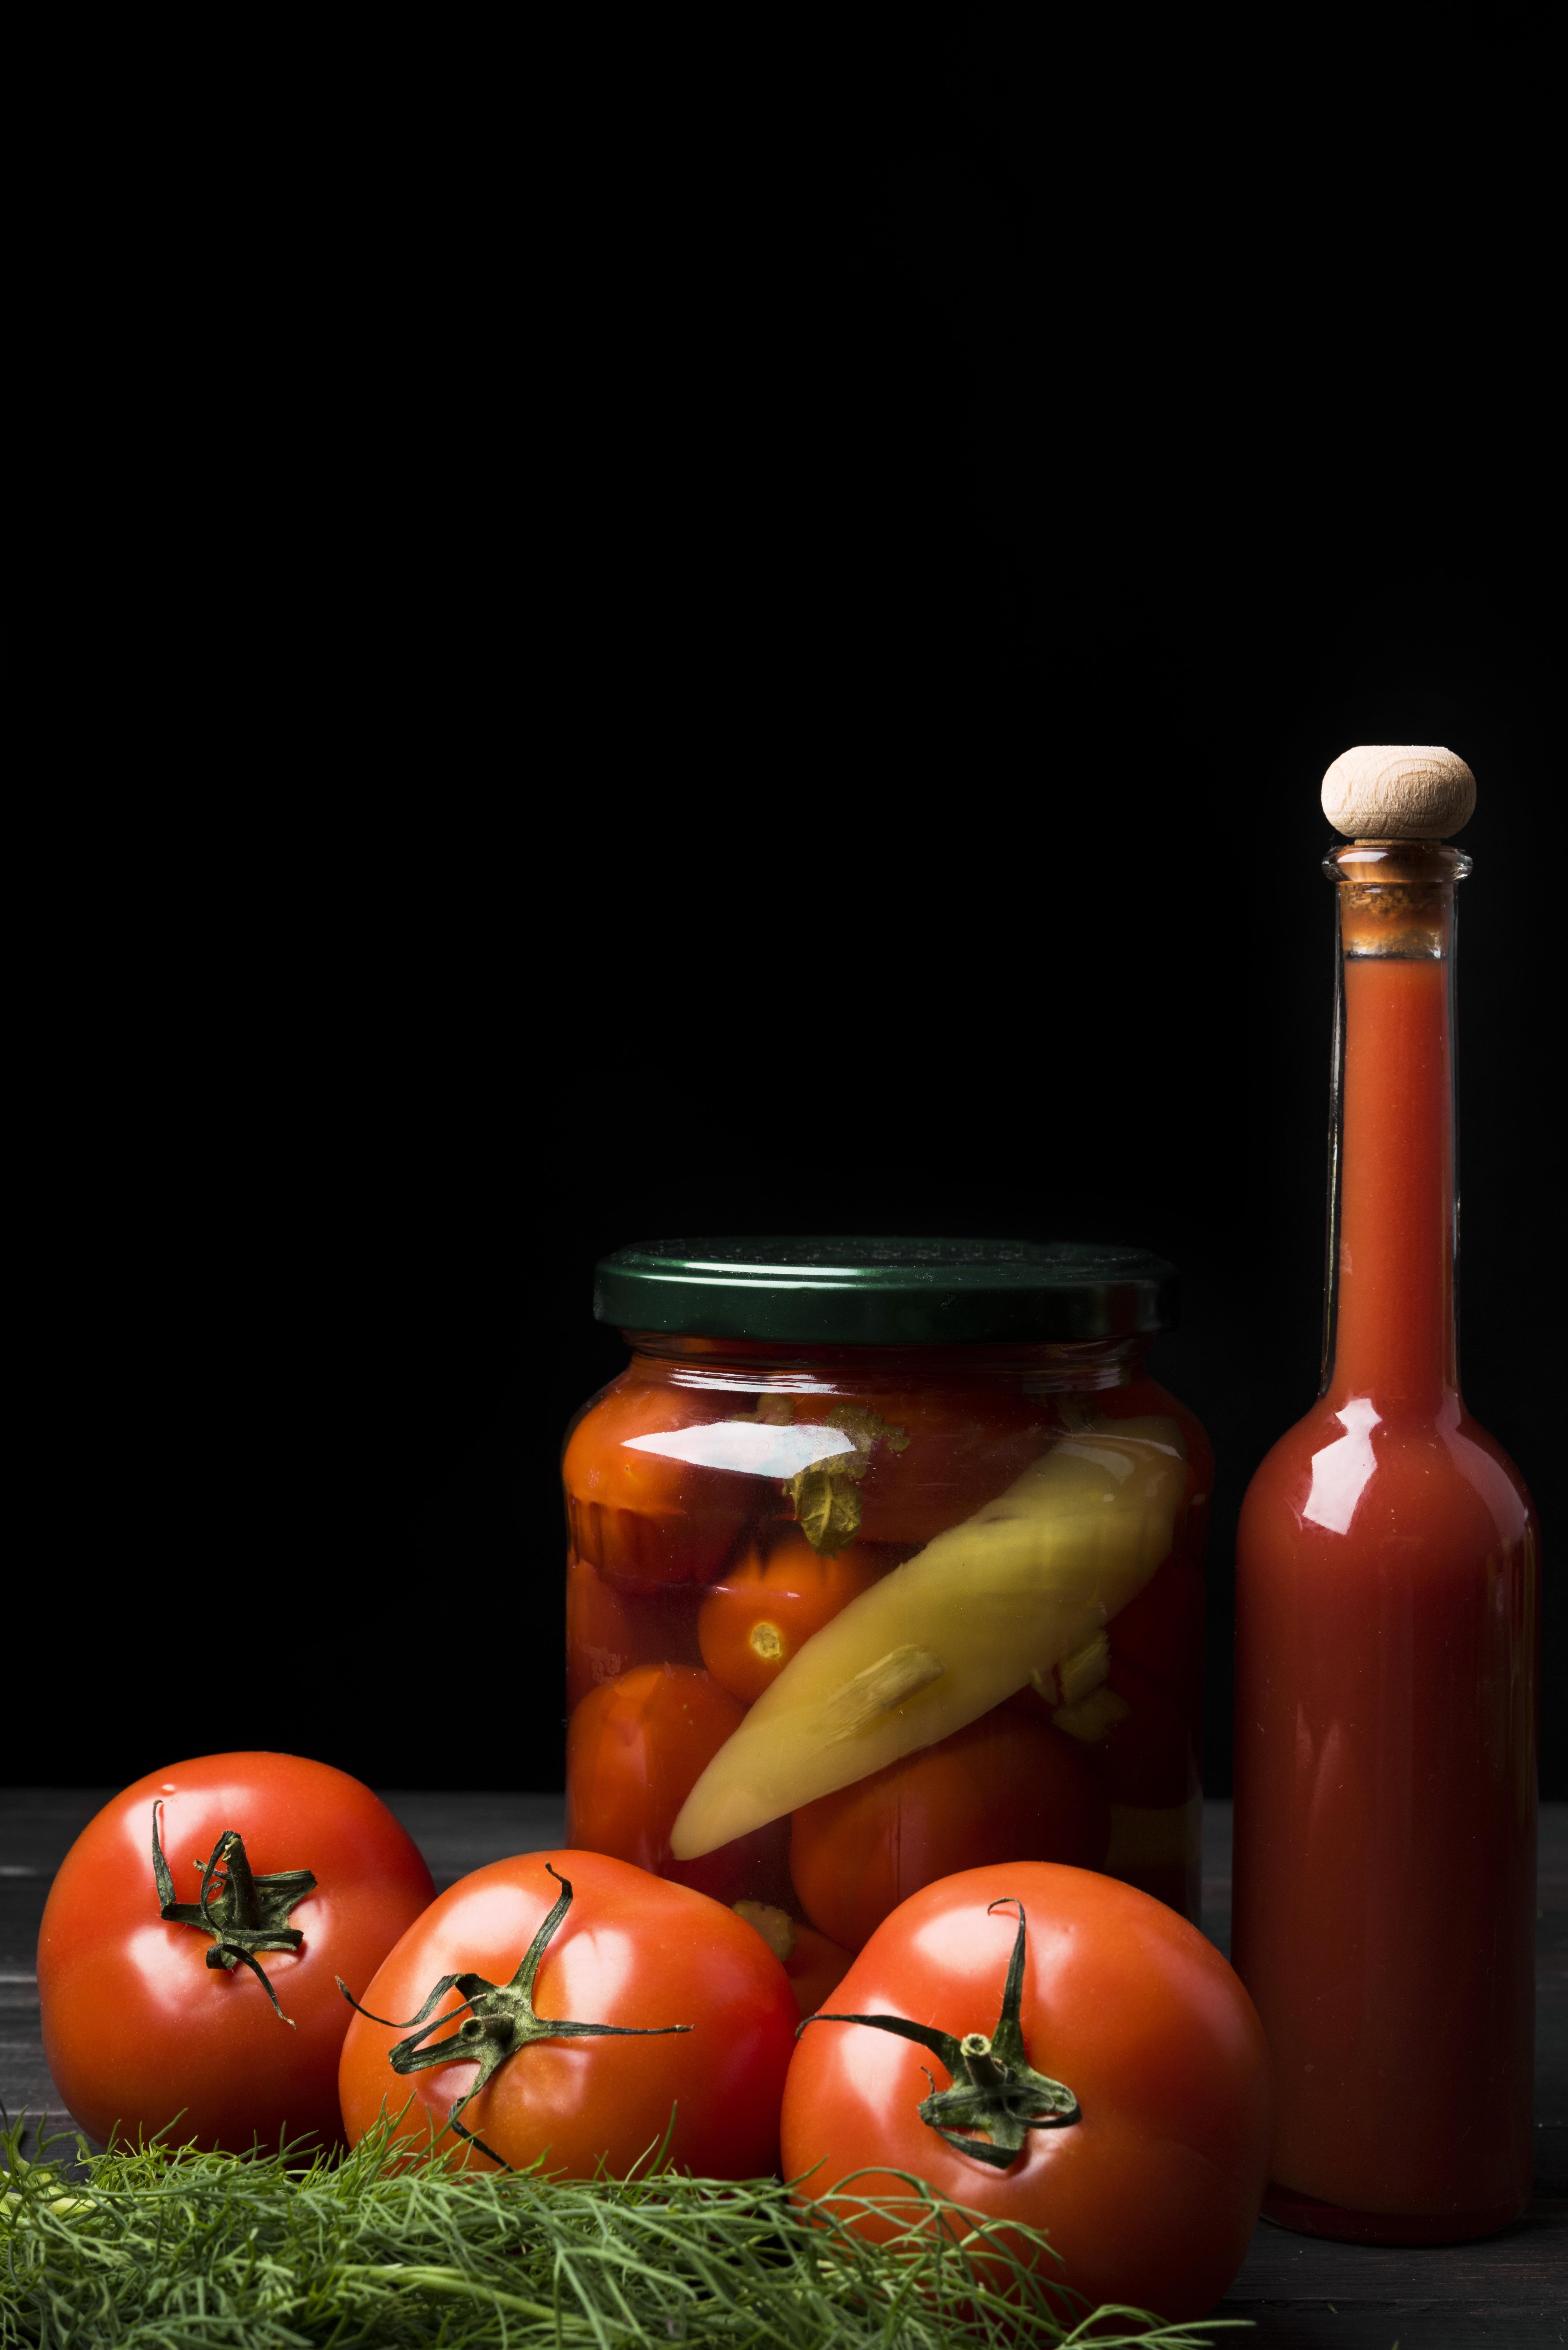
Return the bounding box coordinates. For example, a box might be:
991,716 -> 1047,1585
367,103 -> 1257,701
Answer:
150,1802 -> 316,2026
337,1862 -> 693,2168
798,1896 -> 1079,2170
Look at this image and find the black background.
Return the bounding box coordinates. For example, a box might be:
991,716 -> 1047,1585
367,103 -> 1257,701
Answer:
35,107 -> 1560,1802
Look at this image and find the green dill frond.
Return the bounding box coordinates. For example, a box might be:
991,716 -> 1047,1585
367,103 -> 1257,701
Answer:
0,2111 -> 1244,2348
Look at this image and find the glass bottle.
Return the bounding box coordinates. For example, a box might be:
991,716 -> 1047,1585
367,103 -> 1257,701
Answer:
1232,824 -> 1539,2244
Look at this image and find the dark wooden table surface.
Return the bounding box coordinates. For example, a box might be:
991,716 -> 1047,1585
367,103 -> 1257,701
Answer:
4,1792 -> 1562,2347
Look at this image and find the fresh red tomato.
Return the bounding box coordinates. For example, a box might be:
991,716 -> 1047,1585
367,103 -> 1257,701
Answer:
697,1530 -> 887,1703
563,1373 -> 767,1584
38,1753 -> 435,2153
789,1710 -> 1109,1951
782,1862 -> 1272,2322
339,1848 -> 797,2178
845,1387 -> 1046,1546
567,1663 -> 786,1905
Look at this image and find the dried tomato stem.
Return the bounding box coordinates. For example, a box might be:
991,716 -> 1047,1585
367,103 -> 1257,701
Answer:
798,1896 -> 1078,2171
149,1802 -> 317,2025
337,1862 -> 692,2169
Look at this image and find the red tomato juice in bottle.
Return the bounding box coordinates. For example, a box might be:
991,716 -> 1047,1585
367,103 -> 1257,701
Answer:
1233,778 -> 1539,2244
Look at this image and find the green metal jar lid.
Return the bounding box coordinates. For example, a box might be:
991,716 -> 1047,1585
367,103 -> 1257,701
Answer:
593,1238 -> 1178,1346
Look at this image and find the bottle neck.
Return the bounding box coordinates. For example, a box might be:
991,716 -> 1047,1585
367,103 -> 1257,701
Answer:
1321,841 -> 1470,1413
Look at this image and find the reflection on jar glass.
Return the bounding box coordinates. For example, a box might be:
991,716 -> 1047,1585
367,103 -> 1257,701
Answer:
562,1239 -> 1211,1996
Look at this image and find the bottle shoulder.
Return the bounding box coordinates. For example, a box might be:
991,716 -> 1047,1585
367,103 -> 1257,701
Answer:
1439,1408 -> 1537,1536
1239,1392 -> 1536,1558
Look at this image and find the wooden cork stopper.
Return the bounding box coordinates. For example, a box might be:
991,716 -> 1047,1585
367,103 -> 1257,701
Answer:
1321,745 -> 1475,839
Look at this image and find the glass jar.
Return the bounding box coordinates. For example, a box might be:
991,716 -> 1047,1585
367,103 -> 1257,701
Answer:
562,1239 -> 1212,1996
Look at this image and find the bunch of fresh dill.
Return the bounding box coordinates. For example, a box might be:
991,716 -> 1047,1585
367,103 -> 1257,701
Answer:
1,2117 -> 1239,2349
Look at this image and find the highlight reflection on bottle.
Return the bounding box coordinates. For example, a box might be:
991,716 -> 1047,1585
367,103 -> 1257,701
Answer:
1232,753 -> 1538,2247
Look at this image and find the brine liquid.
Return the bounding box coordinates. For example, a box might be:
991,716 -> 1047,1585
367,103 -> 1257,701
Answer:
565,1360 -> 1213,1938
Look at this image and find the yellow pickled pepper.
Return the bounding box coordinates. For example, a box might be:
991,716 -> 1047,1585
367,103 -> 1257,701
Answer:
670,1417 -> 1186,1860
